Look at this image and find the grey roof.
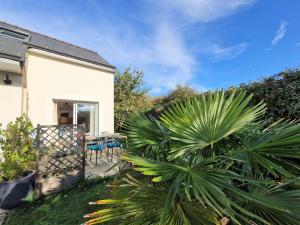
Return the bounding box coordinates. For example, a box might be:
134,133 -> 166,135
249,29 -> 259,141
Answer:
0,21 -> 115,69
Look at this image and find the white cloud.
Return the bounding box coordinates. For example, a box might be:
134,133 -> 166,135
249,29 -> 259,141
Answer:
104,0 -> 254,94
209,43 -> 248,61
87,22 -> 197,95
0,0 -> 254,95
146,23 -> 196,92
271,20 -> 288,46
152,0 -> 254,23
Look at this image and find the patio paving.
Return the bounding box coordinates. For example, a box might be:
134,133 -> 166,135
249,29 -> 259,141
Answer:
85,149 -> 123,179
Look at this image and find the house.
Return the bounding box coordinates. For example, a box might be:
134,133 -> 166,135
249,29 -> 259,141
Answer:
0,21 -> 115,134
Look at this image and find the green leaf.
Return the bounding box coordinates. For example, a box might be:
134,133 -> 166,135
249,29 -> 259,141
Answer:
161,90 -> 266,159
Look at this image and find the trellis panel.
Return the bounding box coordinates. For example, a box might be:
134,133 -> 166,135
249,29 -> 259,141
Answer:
35,124 -> 85,196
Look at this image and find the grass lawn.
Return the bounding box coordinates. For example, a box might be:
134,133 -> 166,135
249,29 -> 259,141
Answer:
4,178 -> 110,225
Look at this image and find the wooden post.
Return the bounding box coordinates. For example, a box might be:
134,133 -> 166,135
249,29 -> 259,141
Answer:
35,124 -> 41,199
81,125 -> 85,180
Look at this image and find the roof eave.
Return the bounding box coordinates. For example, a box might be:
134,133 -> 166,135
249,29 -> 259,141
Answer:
26,44 -> 116,70
27,48 -> 117,74
0,52 -> 24,62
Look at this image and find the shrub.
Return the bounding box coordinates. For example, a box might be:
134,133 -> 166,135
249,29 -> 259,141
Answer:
152,68 -> 300,123
0,114 -> 35,181
114,68 -> 153,131
236,68 -> 300,123
85,91 -> 300,225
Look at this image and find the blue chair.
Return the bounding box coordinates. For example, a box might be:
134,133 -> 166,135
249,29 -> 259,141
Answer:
87,141 -> 97,146
106,141 -> 122,148
87,143 -> 105,165
106,140 -> 122,161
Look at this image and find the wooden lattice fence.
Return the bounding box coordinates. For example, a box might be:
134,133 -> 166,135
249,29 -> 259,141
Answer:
35,124 -> 85,196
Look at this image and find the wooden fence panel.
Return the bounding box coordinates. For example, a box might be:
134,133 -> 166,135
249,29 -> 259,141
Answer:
35,124 -> 85,196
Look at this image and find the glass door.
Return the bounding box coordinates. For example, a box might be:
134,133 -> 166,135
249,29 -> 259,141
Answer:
73,103 -> 98,134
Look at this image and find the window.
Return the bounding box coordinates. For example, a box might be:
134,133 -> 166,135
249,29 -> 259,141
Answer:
75,103 -> 98,134
0,28 -> 30,41
56,101 -> 99,135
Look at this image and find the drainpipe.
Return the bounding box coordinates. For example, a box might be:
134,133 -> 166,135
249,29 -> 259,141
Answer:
20,59 -> 29,114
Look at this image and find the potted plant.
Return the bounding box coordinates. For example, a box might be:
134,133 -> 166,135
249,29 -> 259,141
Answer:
0,114 -> 35,209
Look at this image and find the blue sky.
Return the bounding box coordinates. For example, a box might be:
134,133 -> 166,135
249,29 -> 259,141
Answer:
1,0 -> 299,95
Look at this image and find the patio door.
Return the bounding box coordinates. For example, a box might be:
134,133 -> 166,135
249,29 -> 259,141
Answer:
73,103 -> 98,134
56,101 -> 98,134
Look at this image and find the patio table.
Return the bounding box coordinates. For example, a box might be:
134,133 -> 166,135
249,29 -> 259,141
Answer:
85,133 -> 127,141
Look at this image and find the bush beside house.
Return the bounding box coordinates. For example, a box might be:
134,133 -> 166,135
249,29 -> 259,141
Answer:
0,115 -> 35,181
0,115 -> 36,209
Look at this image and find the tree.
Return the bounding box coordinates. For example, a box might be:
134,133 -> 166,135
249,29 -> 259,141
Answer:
85,91 -> 300,225
114,68 -> 153,131
166,84 -> 199,102
151,84 -> 200,118
153,84 -> 199,106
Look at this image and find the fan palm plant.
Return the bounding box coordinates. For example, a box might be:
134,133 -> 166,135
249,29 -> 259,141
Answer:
84,90 -> 300,225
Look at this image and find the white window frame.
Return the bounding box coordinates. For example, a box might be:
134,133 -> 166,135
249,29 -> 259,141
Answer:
54,99 -> 99,135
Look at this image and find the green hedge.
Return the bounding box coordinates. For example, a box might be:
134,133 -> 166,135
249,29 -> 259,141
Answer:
151,68 -> 300,123
236,69 -> 300,122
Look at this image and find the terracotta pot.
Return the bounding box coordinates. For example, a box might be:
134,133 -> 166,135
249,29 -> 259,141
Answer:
0,171 -> 35,209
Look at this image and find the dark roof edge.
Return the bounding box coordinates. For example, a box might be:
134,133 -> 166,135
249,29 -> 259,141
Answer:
27,44 -> 116,70
0,20 -> 115,70
0,52 -> 23,62
0,21 -> 100,55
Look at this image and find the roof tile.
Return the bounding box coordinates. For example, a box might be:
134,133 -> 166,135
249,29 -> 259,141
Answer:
0,21 -> 114,69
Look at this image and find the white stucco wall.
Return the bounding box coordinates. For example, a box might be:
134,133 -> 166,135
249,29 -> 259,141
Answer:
26,50 -> 114,133
0,72 -> 22,128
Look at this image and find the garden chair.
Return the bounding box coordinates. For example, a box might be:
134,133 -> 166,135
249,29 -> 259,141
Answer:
87,141 -> 105,165
106,139 -> 122,162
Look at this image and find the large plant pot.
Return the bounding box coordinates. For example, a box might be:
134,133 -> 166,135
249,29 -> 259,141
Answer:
0,171 -> 35,209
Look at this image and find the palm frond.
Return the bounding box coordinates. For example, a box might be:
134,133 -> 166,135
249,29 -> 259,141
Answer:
161,90 -> 266,159
233,120 -> 300,177
123,154 -> 252,224
123,114 -> 171,160
233,182 -> 300,225
84,173 -> 220,225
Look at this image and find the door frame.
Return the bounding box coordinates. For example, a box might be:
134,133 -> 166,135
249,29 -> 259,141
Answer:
53,99 -> 99,134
